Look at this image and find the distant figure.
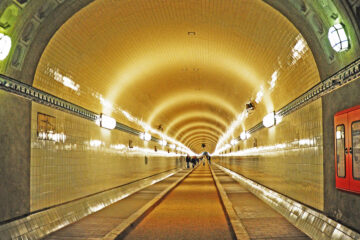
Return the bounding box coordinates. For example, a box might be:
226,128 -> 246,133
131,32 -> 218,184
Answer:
191,156 -> 197,168
186,154 -> 191,169
207,155 -> 211,165
202,156 -> 205,166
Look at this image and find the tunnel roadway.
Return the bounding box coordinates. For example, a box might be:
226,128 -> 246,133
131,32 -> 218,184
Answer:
43,163 -> 309,240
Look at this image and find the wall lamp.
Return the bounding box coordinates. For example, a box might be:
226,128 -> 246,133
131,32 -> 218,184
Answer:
159,139 -> 167,146
328,23 -> 349,52
263,112 -> 276,128
97,114 -> 116,130
0,33 -> 11,61
139,132 -> 152,141
230,139 -> 238,146
263,112 -> 283,128
240,131 -> 251,140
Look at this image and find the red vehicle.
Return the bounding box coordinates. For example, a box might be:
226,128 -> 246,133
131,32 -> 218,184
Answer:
334,105 -> 360,193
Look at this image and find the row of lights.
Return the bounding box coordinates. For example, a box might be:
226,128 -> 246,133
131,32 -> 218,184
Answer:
96,114 -> 186,153
224,112 -> 281,153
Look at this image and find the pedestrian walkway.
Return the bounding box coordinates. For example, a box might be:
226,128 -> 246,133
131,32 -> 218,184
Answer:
43,170 -> 190,240
212,166 -> 310,240
42,163 -> 311,240
123,164 -> 234,240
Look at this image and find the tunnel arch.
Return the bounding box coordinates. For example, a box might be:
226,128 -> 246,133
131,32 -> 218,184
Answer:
179,128 -> 221,143
182,132 -> 219,146
0,0 -> 360,235
0,0 -> 359,154
187,135 -> 218,147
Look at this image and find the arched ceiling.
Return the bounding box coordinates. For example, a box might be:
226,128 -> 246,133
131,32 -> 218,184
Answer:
31,0 -> 324,153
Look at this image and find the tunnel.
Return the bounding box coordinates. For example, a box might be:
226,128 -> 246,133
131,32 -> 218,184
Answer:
0,0 -> 360,239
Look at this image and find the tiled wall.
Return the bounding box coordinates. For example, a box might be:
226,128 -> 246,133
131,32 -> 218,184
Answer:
31,102 -> 180,212
216,99 -> 323,210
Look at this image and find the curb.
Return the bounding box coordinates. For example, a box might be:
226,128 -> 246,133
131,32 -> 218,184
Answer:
210,165 -> 250,240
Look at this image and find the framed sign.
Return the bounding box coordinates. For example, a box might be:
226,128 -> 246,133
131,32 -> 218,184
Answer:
37,112 -> 56,135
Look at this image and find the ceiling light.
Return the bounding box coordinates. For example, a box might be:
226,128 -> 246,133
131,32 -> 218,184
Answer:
0,33 -> 11,61
263,112 -> 275,128
328,23 -> 349,52
99,114 -> 116,129
169,144 -> 176,149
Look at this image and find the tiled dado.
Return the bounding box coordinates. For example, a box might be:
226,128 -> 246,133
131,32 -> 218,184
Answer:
216,99 -> 323,210
31,102 -> 180,212
0,168 -> 180,240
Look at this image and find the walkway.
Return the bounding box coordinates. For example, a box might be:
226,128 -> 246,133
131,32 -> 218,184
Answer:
43,163 -> 311,240
44,169 -> 190,240
212,165 -> 310,240
123,164 -> 234,240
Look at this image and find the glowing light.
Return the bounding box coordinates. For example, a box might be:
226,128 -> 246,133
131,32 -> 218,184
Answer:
291,34 -> 308,65
159,139 -> 167,146
90,140 -> 102,147
336,131 -> 343,140
100,96 -> 113,109
139,132 -> 151,141
62,76 -> 80,91
214,137 -> 317,157
110,144 -> 127,150
116,109 -> 194,155
0,33 -> 11,61
169,144 -> 176,149
240,131 -> 250,140
49,68 -> 80,92
99,114 -> 116,130
328,24 -> 349,52
122,110 -> 134,122
270,70 -> 278,89
215,110 -> 247,151
38,131 -> 67,142
263,112 -> 275,128
275,114 -> 283,124
255,86 -> 264,104
230,139 -> 238,146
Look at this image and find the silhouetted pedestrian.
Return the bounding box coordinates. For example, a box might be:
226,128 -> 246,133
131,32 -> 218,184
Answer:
186,154 -> 191,168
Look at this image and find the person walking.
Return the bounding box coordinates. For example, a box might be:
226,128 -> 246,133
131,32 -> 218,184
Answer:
191,156 -> 197,168
207,155 -> 211,165
186,154 -> 191,169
